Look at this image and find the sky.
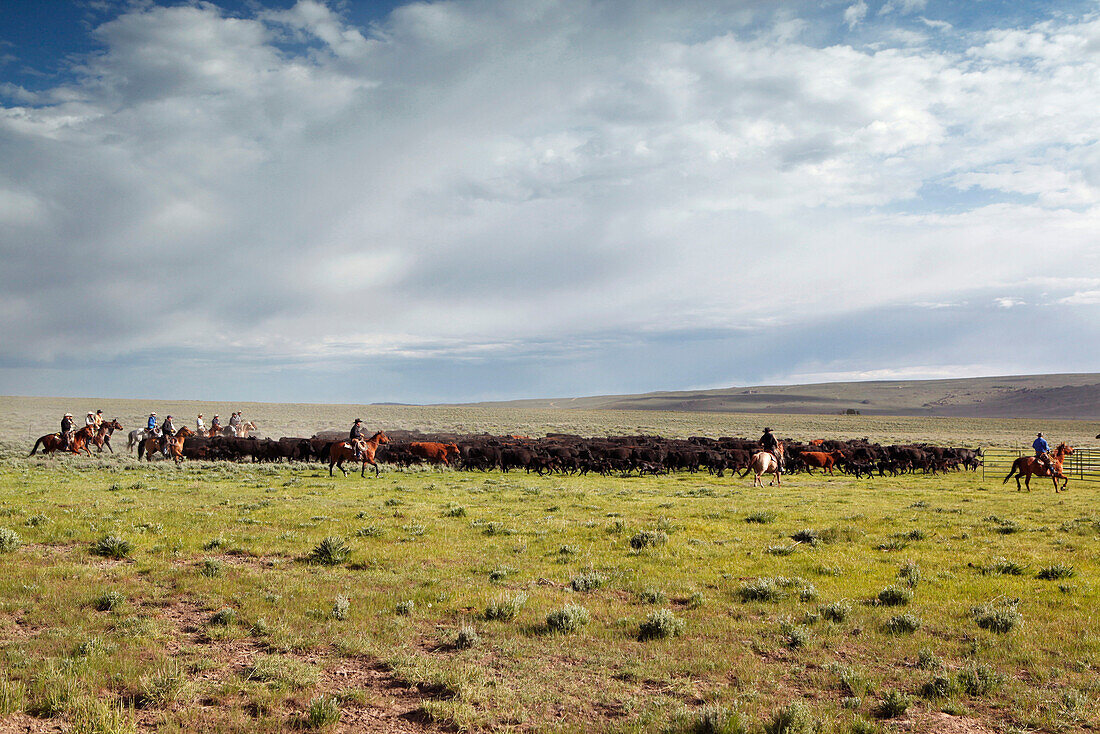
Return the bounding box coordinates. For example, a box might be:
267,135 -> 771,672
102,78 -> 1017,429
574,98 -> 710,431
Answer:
1,0 -> 1098,404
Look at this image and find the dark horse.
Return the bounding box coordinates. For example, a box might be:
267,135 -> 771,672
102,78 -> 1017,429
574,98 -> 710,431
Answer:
329,431 -> 390,477
29,425 -> 94,456
1003,442 -> 1073,492
88,419 -> 124,453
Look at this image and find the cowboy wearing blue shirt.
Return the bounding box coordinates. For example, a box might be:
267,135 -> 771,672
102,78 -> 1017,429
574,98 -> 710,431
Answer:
147,413 -> 158,433
1033,432 -> 1052,472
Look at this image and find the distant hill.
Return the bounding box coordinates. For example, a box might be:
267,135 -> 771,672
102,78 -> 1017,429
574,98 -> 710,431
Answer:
458,373 -> 1100,419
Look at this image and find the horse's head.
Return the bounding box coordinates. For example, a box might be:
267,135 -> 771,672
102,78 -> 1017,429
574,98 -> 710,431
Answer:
109,419 -> 123,430
1057,443 -> 1073,455
177,426 -> 194,438
374,431 -> 390,444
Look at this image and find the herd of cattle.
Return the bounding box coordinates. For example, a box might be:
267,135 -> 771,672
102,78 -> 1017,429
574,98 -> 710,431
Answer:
166,430 -> 982,478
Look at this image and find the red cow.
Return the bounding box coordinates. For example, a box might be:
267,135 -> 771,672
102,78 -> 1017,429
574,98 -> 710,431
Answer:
409,442 -> 455,465
799,451 -> 846,474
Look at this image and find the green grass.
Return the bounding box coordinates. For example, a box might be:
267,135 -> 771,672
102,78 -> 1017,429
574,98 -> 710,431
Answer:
1,404 -> 1099,730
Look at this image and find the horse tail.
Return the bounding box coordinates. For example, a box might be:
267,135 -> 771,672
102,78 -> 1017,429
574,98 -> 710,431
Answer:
29,437 -> 44,456
1003,458 -> 1020,484
137,440 -> 145,460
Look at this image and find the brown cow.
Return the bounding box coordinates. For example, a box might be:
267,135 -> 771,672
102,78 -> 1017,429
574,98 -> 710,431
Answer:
798,451 -> 845,474
409,442 -> 456,465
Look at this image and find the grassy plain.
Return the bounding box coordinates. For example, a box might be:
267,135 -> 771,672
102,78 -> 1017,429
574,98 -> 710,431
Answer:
1,399 -> 1098,732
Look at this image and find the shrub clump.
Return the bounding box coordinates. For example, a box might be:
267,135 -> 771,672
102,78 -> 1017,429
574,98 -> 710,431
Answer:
682,705 -> 748,734
897,560 -> 921,588
395,600 -> 415,616
209,607 -> 236,626
199,558 -> 222,577
820,601 -> 851,623
638,609 -> 685,641
331,595 -> 350,621
0,528 -> 20,553
638,587 -> 667,604
308,536 -> 350,566
305,695 -> 341,729
485,592 -> 527,621
91,535 -> 132,559
630,530 -> 669,550
875,689 -> 911,719
979,556 -> 1027,576
745,511 -> 776,524
917,648 -> 944,670
790,529 -> 819,545
546,604 -> 590,633
1037,563 -> 1075,581
971,598 -> 1022,634
920,674 -> 957,699
570,571 -> 608,592
92,590 -> 126,612
825,663 -> 871,699
884,613 -> 921,634
763,701 -> 815,734
957,663 -> 1002,697
876,585 -> 911,606
737,578 -> 782,602
454,626 -> 480,649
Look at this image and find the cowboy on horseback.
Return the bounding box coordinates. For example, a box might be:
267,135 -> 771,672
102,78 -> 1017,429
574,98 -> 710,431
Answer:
349,419 -> 366,461
760,427 -> 784,470
1033,432 -> 1052,472
160,415 -> 176,456
60,413 -> 74,451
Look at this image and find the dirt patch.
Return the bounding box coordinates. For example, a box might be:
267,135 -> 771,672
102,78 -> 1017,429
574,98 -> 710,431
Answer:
890,712 -> 997,734
144,598 -> 437,732
0,713 -> 69,734
0,612 -> 46,641
169,553 -> 290,570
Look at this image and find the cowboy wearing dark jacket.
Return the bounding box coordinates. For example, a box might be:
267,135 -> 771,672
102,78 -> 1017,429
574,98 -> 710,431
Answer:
349,419 -> 365,461
60,413 -> 74,450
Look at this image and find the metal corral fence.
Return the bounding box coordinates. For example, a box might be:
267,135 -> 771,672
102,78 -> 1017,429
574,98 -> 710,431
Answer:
982,446 -> 1100,484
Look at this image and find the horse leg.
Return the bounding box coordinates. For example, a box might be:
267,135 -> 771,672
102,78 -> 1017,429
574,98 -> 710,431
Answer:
329,460 -> 335,477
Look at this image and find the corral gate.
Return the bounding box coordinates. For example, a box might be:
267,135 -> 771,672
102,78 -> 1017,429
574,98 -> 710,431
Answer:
982,446 -> 1100,484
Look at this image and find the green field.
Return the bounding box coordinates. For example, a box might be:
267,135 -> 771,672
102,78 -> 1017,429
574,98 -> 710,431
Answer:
1,399 -> 1098,733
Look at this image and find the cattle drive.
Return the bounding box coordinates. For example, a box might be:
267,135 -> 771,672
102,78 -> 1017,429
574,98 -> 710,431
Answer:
27,410 -> 1013,489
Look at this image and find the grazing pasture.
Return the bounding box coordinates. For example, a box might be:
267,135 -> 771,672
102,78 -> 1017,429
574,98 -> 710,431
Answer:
0,398 -> 1098,732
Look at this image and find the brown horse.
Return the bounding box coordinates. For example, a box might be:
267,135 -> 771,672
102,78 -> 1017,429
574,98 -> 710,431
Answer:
138,426 -> 194,464
1003,442 -> 1073,492
88,419 -> 124,453
329,431 -> 390,477
741,442 -> 784,487
29,425 -> 95,456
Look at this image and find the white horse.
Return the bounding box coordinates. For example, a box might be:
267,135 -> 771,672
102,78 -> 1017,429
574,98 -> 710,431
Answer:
742,444 -> 785,487
218,421 -> 257,438
127,428 -> 158,453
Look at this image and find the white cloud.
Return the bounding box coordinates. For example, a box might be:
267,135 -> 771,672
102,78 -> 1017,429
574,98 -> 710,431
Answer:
880,0 -> 928,15
844,1 -> 868,28
1059,290 -> 1100,305
1,1 -> 1099,398
995,297 -> 1026,309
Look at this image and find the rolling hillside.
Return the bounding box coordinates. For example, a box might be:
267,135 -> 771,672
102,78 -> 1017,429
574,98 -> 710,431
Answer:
459,373 -> 1100,419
